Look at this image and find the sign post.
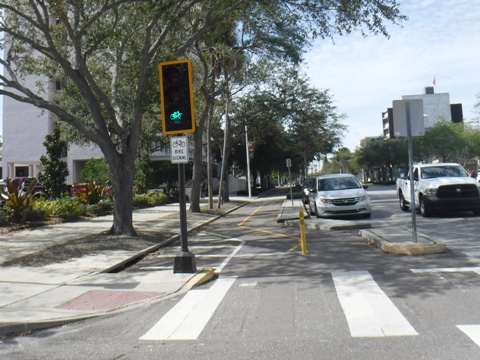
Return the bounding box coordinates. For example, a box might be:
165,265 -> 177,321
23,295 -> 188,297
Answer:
392,99 -> 424,243
170,136 -> 196,273
286,158 -> 293,206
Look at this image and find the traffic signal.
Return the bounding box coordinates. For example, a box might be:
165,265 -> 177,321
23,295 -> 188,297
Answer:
158,59 -> 196,135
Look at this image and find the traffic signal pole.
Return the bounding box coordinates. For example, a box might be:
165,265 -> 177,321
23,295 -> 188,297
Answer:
173,162 -> 197,273
159,59 -> 197,273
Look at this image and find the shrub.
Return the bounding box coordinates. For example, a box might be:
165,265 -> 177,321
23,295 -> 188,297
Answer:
0,178 -> 37,223
45,196 -> 87,219
74,182 -> 108,205
146,192 -> 168,206
26,199 -> 49,221
86,199 -> 113,216
0,208 -> 9,226
133,194 -> 150,208
133,192 -> 168,208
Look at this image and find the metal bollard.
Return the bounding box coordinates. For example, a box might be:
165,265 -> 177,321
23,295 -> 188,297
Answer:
299,209 -> 307,255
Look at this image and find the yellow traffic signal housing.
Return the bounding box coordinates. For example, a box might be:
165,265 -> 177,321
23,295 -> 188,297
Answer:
158,59 -> 196,135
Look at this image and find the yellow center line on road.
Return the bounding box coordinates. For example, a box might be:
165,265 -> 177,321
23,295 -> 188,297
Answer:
237,201 -> 301,252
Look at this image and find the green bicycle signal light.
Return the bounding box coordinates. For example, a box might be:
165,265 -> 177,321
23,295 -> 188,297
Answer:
159,59 -> 196,135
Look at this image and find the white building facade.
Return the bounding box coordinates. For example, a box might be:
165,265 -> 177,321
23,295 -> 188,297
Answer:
1,72 -> 173,184
382,86 -> 463,138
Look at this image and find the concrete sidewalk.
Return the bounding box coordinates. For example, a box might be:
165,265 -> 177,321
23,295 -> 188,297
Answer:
0,199 -> 247,336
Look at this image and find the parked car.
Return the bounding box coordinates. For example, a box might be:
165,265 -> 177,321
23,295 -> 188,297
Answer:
308,174 -> 371,218
20,177 -> 47,196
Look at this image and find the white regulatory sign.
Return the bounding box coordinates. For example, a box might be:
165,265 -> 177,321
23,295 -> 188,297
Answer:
392,99 -> 425,137
171,136 -> 189,164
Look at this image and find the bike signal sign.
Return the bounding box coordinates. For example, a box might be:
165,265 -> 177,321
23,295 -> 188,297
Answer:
171,136 -> 189,163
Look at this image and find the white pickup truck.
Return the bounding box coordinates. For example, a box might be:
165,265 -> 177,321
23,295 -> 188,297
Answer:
396,163 -> 480,216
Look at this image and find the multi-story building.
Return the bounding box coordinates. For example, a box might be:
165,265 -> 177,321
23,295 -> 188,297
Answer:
1,72 -> 173,183
382,86 -> 463,138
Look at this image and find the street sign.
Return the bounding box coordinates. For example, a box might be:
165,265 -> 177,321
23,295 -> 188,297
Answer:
392,99 -> 425,137
171,136 -> 189,163
286,158 -> 291,168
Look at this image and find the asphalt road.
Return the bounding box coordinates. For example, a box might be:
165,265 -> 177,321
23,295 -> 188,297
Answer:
2,186 -> 480,359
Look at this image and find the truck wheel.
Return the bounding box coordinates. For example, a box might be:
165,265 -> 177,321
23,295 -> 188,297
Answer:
399,192 -> 409,211
419,197 -> 430,217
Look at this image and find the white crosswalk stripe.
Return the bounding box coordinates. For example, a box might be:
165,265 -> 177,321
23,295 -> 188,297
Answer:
140,276 -> 236,341
332,270 -> 418,337
457,325 -> 480,347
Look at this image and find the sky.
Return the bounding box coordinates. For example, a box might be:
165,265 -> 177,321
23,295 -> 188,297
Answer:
306,0 -> 480,152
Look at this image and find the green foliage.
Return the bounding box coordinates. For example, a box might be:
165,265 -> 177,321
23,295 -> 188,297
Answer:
26,199 -> 49,221
0,208 -> 9,226
0,178 -> 37,223
355,138 -> 408,182
80,159 -> 112,184
42,196 -> 87,219
37,125 -> 69,199
135,152 -> 155,194
0,0 -> 407,234
230,62 -> 346,182
133,192 -> 168,208
86,199 -> 113,216
73,182 -> 109,205
414,120 -> 474,164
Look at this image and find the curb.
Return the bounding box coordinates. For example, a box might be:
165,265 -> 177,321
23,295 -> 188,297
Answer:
282,219 -> 372,231
184,267 -> 215,289
0,315 -> 101,338
360,229 -> 447,255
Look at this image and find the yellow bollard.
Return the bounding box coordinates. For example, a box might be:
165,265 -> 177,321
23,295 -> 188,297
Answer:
299,209 -> 307,255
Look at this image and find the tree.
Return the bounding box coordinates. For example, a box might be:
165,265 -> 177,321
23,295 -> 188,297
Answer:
0,0 -> 407,235
188,0 -> 407,211
414,121 -> 472,165
80,158 -> 112,184
332,147 -> 355,174
355,138 -> 408,183
0,1 -> 241,235
228,62 -> 346,186
37,125 -> 69,199
134,152 -> 155,194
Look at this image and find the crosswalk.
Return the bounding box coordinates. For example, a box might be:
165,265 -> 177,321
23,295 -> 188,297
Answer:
140,277 -> 236,341
138,269 -> 480,347
331,270 -> 418,337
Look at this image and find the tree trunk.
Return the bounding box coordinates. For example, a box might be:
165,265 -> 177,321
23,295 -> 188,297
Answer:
217,66 -> 232,208
109,155 -> 136,236
207,100 -> 214,210
189,125 -> 204,213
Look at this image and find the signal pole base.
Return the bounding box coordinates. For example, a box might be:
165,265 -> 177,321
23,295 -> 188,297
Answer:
173,251 -> 197,273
